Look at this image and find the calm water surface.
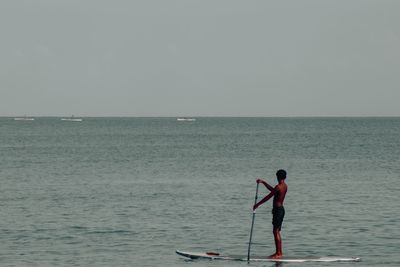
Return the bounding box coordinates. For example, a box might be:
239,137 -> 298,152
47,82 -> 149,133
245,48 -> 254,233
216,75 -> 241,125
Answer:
0,117 -> 399,267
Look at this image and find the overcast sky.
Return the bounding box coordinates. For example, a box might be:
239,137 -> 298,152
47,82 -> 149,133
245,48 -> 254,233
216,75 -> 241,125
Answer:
1,0 -> 399,117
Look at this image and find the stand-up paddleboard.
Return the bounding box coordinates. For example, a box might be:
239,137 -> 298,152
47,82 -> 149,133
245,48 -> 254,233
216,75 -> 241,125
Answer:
176,250 -> 361,263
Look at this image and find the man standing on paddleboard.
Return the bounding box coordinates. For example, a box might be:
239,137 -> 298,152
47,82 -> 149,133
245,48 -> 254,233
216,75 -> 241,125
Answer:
253,169 -> 288,259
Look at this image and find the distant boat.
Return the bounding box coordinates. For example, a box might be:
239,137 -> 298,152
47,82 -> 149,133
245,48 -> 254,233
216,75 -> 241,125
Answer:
14,116 -> 34,121
61,116 -> 83,122
177,118 -> 196,122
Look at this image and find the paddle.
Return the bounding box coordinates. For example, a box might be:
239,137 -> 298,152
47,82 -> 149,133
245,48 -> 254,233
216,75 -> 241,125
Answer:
247,182 -> 259,262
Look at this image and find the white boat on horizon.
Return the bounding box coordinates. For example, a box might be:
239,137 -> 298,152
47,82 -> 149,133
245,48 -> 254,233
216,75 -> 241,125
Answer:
14,116 -> 35,121
177,117 -> 196,122
61,116 -> 83,122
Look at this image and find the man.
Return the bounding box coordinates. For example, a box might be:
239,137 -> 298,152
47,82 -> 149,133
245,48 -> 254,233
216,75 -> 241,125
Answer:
253,169 -> 288,259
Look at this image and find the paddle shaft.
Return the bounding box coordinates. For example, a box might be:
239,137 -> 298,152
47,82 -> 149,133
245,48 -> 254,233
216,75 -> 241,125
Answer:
247,182 -> 259,262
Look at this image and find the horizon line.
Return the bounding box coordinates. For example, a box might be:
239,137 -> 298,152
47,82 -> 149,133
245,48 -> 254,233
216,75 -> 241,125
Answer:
3,115 -> 400,118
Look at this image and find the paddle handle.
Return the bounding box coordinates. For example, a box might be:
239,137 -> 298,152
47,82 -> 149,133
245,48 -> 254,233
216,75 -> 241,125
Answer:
247,182 -> 259,261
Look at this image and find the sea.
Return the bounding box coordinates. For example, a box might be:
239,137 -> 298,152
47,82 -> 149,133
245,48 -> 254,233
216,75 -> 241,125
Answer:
0,117 -> 399,267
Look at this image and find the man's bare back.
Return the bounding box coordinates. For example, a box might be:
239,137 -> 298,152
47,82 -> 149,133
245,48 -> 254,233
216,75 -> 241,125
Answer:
273,182 -> 287,208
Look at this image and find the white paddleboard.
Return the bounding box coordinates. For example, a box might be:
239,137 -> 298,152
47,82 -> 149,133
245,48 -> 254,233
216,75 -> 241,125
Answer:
176,250 -> 361,263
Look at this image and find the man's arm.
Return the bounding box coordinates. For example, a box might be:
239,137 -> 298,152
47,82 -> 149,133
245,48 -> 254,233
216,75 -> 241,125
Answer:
253,190 -> 275,210
256,178 -> 274,191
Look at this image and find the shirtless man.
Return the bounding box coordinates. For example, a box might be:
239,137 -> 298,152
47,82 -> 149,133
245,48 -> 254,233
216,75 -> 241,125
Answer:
253,169 -> 288,259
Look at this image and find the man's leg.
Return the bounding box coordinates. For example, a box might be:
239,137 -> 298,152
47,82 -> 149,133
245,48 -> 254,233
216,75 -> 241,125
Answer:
270,207 -> 284,258
270,228 -> 283,258
274,228 -> 283,256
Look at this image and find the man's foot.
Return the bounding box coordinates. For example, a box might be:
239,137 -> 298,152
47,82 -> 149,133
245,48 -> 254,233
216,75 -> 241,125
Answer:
268,253 -> 283,259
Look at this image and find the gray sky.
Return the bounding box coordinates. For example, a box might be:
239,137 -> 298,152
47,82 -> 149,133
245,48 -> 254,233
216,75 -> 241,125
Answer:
1,0 -> 399,117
